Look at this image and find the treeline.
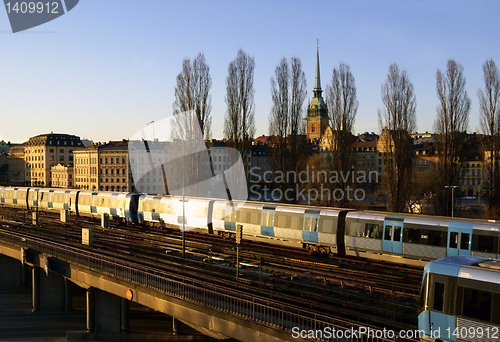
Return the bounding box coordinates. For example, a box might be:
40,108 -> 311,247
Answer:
171,50 -> 500,218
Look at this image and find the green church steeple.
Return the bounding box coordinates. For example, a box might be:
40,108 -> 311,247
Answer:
307,42 -> 328,143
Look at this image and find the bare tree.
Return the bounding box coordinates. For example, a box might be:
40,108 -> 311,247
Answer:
479,59 -> 500,216
224,49 -> 256,160
325,62 -> 358,206
378,63 -> 417,213
269,57 -> 307,201
173,53 -> 212,139
434,59 -> 470,216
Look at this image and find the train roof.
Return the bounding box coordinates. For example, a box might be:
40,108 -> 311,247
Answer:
425,256 -> 500,285
348,210 -> 500,231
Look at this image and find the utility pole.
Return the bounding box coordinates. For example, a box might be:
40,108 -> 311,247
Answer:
445,185 -> 459,217
236,224 -> 242,279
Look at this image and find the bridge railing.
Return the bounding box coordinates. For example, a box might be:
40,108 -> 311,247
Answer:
0,229 -> 412,342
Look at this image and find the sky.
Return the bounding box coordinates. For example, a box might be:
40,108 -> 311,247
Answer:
0,0 -> 499,144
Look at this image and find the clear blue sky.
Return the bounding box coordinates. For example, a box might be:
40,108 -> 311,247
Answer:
1,0 -> 499,144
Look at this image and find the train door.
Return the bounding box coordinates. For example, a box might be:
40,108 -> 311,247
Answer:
303,211 -> 319,243
224,203 -> 236,231
261,207 -> 275,236
90,192 -> 98,213
428,274 -> 456,342
447,222 -> 473,257
382,218 -> 404,254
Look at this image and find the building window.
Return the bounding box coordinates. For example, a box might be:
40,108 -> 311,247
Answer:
312,124 -> 315,133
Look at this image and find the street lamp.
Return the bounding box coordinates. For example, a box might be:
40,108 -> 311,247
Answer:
174,138 -> 189,259
147,120 -> 155,140
445,185 -> 459,217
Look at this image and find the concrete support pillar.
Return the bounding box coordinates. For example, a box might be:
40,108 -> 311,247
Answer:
101,213 -> 109,228
172,317 -> 181,335
32,211 -> 38,226
0,254 -> 22,286
32,267 -> 65,311
120,298 -> 130,332
64,278 -> 72,311
21,264 -> 29,285
86,288 -> 121,333
60,209 -> 69,223
31,267 -> 39,312
86,288 -> 95,332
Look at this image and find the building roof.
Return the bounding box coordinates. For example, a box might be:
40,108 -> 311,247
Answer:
25,133 -> 83,147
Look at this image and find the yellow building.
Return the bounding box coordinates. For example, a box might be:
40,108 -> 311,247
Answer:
7,144 -> 27,184
73,141 -> 132,192
51,164 -> 74,188
24,133 -> 84,187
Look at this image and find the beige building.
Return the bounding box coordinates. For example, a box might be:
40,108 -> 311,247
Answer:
353,139 -> 378,181
7,144 -> 27,184
51,164 -> 74,188
24,133 -> 84,187
73,141 -> 132,192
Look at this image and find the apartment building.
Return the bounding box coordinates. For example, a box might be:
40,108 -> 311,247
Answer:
73,141 -> 132,192
51,164 -> 74,188
24,133 -> 84,186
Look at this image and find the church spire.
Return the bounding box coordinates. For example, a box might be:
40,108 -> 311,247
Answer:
313,40 -> 322,97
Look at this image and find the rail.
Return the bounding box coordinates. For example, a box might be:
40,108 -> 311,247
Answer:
0,229 -> 417,342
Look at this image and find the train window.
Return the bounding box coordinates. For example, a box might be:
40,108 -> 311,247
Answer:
154,202 -> 162,214
428,230 -> 444,247
276,214 -> 286,228
384,226 -> 392,241
101,197 -> 110,207
237,211 -> 247,223
311,218 -> 318,232
472,234 -> 497,253
249,212 -> 260,225
214,208 -> 224,220
143,200 -> 152,212
304,217 -> 310,230
393,226 -> 401,242
367,224 -> 382,239
290,216 -> 302,229
321,218 -> 335,234
80,195 -> 90,206
462,287 -> 492,322
449,232 -> 458,248
404,228 -> 421,244
460,233 -> 470,250
433,282 -> 445,312
116,199 -> 124,209
346,221 -> 362,236
418,274 -> 428,314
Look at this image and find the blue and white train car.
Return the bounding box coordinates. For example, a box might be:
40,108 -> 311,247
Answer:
0,187 -> 29,209
36,188 -> 79,213
418,256 -> 500,342
344,211 -> 386,258
76,191 -> 98,216
138,195 -> 212,231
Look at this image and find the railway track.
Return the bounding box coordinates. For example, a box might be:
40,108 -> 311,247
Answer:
0,206 -> 421,332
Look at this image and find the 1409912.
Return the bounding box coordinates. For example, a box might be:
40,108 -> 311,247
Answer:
5,2 -> 59,14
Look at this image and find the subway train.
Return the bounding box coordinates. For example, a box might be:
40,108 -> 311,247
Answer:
418,256 -> 500,342
2,186 -> 500,266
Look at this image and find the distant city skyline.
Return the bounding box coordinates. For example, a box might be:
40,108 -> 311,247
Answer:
1,1 -> 499,143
